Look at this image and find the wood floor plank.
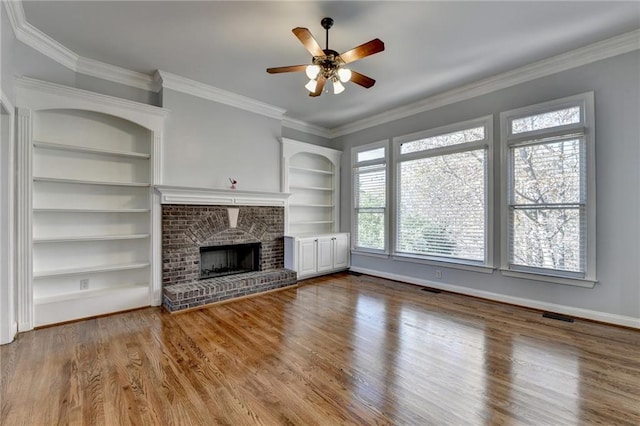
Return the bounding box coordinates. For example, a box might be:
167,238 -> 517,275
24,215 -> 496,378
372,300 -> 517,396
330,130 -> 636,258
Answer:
1,272 -> 639,425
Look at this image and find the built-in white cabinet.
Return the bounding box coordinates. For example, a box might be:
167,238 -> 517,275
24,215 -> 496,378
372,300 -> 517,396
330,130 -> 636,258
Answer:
282,139 -> 348,279
15,78 -> 168,329
282,138 -> 342,235
285,233 -> 350,279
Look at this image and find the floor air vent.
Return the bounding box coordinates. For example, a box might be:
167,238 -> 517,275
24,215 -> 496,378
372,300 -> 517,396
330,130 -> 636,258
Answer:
542,312 -> 575,323
421,287 -> 442,294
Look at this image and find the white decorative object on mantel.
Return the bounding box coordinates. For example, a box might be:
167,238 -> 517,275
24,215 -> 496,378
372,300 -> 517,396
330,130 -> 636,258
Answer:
227,207 -> 240,228
155,185 -> 291,207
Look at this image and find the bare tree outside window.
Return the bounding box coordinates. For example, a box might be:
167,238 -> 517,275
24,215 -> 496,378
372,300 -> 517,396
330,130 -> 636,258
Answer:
397,122 -> 489,263
507,105 -> 587,275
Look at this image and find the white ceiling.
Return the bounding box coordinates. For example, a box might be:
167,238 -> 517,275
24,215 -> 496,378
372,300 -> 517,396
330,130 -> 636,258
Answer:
21,1 -> 640,131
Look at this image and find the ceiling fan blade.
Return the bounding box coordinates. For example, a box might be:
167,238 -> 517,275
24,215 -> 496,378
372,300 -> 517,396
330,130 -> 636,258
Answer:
266,65 -> 308,74
350,71 -> 376,88
292,27 -> 325,57
339,38 -> 385,64
309,75 -> 326,97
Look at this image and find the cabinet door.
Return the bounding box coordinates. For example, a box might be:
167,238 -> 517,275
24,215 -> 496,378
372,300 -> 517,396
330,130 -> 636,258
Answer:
333,234 -> 350,269
316,237 -> 334,273
298,238 -> 318,277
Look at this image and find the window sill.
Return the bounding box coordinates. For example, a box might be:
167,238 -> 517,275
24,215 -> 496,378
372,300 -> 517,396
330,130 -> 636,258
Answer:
500,269 -> 596,288
392,253 -> 495,274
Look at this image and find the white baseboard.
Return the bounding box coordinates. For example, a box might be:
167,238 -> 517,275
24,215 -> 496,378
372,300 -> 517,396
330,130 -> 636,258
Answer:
350,267 -> 640,329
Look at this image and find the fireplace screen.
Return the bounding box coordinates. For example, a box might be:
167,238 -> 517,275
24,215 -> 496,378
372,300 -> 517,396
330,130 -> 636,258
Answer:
199,242 -> 261,279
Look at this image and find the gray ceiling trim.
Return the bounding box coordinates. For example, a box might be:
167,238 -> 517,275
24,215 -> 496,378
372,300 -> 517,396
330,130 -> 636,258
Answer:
157,70 -> 286,121
329,29 -> 640,138
3,0 -> 159,92
281,117 -> 332,139
4,0 -> 638,139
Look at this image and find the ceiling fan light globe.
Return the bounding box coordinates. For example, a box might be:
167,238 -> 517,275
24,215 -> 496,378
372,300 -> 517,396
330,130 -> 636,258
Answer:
338,67 -> 352,83
305,65 -> 321,79
305,79 -> 318,93
333,79 -> 345,94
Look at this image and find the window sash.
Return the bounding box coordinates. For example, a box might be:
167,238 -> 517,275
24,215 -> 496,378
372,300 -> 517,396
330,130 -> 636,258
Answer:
353,143 -> 388,252
502,92 -> 594,283
394,117 -> 491,265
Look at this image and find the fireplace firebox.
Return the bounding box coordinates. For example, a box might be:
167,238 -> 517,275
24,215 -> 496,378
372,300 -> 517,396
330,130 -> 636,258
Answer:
199,242 -> 261,279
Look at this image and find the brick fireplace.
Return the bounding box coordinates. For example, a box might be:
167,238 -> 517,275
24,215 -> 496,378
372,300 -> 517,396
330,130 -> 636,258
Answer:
157,186 -> 296,312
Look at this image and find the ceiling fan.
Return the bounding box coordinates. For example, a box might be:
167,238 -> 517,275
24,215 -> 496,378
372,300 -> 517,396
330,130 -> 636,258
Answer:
266,17 -> 385,97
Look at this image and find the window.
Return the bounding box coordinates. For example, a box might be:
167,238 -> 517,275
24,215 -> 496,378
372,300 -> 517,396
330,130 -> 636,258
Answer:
352,141 -> 388,252
501,92 -> 595,286
395,116 -> 492,266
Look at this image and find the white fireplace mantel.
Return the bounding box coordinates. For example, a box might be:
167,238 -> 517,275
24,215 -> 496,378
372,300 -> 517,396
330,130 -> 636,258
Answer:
155,185 -> 291,207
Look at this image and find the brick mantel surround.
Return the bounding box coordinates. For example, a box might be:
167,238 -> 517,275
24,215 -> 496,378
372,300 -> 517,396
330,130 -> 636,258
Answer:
156,186 -> 296,311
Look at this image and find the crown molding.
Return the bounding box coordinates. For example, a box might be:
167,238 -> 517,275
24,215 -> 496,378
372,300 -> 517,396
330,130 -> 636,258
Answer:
3,0 -> 158,93
15,77 -> 169,131
282,117 -> 332,139
3,0 -> 77,70
331,29 -> 640,138
157,70 -> 286,121
5,0 -> 638,138
76,57 -> 159,92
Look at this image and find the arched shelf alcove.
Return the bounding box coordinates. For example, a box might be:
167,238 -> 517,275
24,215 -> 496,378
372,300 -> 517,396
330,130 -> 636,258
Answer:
15,78 -> 168,329
281,138 -> 342,235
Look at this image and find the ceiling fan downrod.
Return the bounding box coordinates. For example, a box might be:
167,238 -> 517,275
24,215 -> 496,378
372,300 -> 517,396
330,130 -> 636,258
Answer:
321,17 -> 333,51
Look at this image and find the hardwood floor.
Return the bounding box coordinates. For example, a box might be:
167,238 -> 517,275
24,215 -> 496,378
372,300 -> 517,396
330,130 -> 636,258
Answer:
2,272 -> 639,425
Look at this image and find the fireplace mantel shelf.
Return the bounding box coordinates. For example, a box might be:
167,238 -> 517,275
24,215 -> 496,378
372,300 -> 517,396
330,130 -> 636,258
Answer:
155,185 -> 291,207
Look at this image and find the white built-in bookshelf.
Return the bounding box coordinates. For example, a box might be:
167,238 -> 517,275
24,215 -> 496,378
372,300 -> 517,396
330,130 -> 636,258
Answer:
16,78 -> 168,329
282,138 -> 342,235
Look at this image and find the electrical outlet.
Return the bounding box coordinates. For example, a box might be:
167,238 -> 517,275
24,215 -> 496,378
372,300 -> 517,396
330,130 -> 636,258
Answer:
80,279 -> 89,290
435,270 -> 442,279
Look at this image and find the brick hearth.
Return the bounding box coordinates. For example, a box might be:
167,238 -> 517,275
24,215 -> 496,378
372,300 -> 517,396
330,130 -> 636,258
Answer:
161,205 -> 296,312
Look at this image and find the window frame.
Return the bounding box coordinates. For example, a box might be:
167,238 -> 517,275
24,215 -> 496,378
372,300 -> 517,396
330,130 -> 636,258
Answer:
500,92 -> 596,287
351,140 -> 390,255
392,115 -> 494,270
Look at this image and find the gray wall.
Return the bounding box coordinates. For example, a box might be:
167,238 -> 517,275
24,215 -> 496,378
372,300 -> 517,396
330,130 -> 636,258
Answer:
161,89 -> 283,192
1,5 -> 16,102
4,8 -> 638,322
334,51 -> 640,320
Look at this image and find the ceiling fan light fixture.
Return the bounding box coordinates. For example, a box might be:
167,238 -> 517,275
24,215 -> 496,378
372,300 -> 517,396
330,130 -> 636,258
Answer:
305,64 -> 321,79
305,79 -> 318,93
266,17 -> 384,97
337,67 -> 352,83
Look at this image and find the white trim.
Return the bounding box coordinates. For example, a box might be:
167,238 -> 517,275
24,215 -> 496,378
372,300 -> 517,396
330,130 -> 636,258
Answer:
349,266 -> 640,329
157,70 -> 285,121
15,107 -> 33,331
3,0 -> 77,70
282,117 -> 332,139
331,29 -> 640,137
155,185 -> 291,207
351,140 -> 390,253
500,269 -> 595,288
393,115 -> 494,268
15,77 -> 169,131
3,1 -> 158,92
499,92 -> 596,284
76,57 -> 160,93
392,254 -> 495,274
4,0 -> 638,137
0,90 -> 16,344
281,137 -> 342,158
